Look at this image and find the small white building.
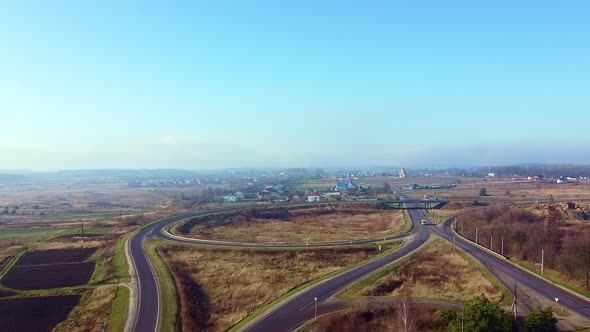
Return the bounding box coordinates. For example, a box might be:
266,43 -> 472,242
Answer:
307,192 -> 320,202
223,195 -> 238,202
234,191 -> 245,200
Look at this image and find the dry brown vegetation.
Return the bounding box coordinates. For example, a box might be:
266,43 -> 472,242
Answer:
159,245 -> 384,332
361,241 -> 502,302
457,203 -> 590,290
302,306 -> 440,332
179,204 -> 405,243
410,177 -> 590,205
53,285 -> 116,332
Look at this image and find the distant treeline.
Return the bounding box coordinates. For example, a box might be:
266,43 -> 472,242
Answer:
0,173 -> 25,183
478,165 -> 590,177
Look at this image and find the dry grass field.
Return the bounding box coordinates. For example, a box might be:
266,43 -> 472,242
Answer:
301,306 -> 440,332
53,284 -> 117,332
360,241 -> 502,302
410,178 -> 590,204
182,204 -> 406,243
158,245 -> 387,332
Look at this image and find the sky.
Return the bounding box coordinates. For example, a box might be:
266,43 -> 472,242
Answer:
1,1 -> 589,171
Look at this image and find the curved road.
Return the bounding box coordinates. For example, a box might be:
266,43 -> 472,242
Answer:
128,204 -> 424,332
129,204 -> 590,332
436,217 -> 590,319
241,208 -> 430,332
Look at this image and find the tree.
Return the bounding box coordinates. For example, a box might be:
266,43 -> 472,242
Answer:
383,182 -> 391,193
436,296 -> 513,332
479,188 -> 488,196
397,287 -> 414,332
436,308 -> 460,331
523,307 -> 558,332
463,295 -> 513,332
562,232 -> 590,287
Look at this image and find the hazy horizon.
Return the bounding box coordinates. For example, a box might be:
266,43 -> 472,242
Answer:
2,2 -> 590,171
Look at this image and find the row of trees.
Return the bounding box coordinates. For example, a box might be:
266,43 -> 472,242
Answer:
457,203 -> 590,288
436,296 -> 557,332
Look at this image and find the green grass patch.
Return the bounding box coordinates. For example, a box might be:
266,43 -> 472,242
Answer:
47,210 -> 140,220
401,210 -> 413,233
145,240 -> 180,332
0,228 -> 66,239
106,286 -> 130,332
228,241 -> 404,332
113,233 -> 133,284
0,249 -> 27,281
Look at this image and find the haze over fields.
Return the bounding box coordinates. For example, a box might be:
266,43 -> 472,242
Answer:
2,2 -> 590,170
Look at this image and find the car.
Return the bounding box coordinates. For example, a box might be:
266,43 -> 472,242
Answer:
421,219 -> 427,225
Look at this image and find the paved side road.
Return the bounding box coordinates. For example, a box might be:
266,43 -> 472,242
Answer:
242,209 -> 430,332
435,217 -> 590,319
129,211 -> 212,332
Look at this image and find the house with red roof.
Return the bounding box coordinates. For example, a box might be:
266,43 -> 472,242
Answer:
307,192 -> 320,202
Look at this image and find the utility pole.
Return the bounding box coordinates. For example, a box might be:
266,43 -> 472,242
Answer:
454,234 -> 456,249
314,297 -> 317,322
491,235 -> 493,251
461,307 -> 464,332
511,281 -> 518,319
501,236 -> 504,256
541,249 -> 545,275
476,227 -> 478,244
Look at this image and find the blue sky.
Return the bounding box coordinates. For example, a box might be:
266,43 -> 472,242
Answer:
1,1 -> 589,170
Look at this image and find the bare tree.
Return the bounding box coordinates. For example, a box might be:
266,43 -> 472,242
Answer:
397,286 -> 414,332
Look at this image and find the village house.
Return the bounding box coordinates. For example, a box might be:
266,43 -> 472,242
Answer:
223,195 -> 238,202
334,182 -> 357,192
307,192 -> 320,202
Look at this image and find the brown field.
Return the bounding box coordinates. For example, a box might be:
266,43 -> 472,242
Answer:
0,295 -> 80,332
18,248 -> 97,265
3,263 -> 95,290
409,178 -> 590,205
180,204 -> 406,243
2,248 -> 97,290
159,244 -> 386,332
302,306 -> 440,332
361,241 -> 502,302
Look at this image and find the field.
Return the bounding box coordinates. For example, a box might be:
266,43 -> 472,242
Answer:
0,222 -> 135,331
158,244 -> 389,332
177,204 -> 406,243
407,177 -> 590,204
2,248 -> 97,290
346,240 -> 503,302
302,306 -> 440,332
0,295 -> 80,332
53,284 -> 118,332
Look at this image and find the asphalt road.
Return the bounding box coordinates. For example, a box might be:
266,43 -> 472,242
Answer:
129,212 -> 202,332
128,204 -> 418,332
243,208 -> 430,332
435,217 -> 590,319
